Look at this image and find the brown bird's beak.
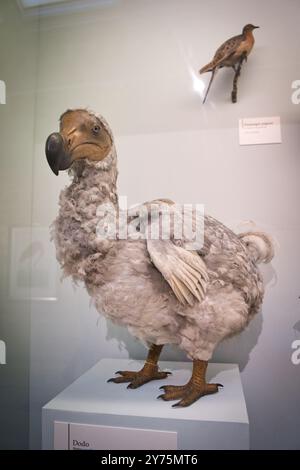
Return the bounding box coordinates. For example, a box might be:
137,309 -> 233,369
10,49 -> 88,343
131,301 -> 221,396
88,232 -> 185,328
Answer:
253,25 -> 260,29
45,132 -> 72,176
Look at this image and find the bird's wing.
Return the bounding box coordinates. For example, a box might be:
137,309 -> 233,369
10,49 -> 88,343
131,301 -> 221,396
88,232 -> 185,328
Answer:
128,199 -> 208,306
147,239 -> 208,306
212,34 -> 243,68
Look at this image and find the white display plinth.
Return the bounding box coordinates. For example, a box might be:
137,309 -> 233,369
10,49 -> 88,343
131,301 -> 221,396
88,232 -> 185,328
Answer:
42,358 -> 249,450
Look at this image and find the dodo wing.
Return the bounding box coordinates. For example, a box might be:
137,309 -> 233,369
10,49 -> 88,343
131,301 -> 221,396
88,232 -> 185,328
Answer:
147,239 -> 208,306
127,199 -> 208,306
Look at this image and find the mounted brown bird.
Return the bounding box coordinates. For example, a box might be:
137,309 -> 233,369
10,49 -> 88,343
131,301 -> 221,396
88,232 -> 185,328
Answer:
200,24 -> 259,103
45,108 -> 274,407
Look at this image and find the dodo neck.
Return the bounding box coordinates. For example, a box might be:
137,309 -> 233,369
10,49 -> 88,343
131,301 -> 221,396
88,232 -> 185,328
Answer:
69,146 -> 119,208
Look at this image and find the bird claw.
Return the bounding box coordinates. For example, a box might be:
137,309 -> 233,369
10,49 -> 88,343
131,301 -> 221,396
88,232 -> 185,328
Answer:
127,382 -> 137,389
172,402 -> 183,408
158,382 -> 223,407
107,378 -> 115,383
107,368 -> 171,389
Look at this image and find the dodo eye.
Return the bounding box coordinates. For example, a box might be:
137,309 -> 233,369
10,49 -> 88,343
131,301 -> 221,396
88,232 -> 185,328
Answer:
92,125 -> 100,135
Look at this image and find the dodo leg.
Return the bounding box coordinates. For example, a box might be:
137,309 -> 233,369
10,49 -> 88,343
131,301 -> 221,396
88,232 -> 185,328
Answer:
107,344 -> 170,389
158,360 -> 223,407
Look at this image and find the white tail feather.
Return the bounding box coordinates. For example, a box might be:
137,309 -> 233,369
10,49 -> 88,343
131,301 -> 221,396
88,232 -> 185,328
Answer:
238,231 -> 275,264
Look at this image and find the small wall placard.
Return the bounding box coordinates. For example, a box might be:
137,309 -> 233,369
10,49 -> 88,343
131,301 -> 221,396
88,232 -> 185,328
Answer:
239,116 -> 282,146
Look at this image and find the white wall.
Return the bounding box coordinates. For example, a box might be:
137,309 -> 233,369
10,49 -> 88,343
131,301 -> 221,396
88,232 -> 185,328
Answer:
29,0 -> 300,449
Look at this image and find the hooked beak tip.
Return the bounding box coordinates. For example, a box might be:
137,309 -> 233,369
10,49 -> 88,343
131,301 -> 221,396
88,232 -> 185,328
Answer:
45,132 -> 71,175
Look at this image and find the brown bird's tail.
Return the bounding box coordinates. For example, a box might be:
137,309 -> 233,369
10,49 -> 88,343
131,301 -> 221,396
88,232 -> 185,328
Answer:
238,231 -> 275,264
199,62 -> 215,74
202,68 -> 218,104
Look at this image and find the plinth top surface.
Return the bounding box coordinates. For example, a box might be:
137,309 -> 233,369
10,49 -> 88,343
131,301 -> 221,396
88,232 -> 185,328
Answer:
43,359 -> 248,424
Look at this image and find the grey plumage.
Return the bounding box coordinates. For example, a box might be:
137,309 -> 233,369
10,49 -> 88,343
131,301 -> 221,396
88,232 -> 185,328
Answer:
52,111 -> 274,361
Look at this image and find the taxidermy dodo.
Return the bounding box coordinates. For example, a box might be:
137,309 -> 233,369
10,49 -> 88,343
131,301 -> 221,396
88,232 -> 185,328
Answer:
45,109 -> 274,407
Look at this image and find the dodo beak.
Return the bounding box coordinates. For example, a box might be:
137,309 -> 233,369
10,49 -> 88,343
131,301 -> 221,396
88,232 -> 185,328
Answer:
45,132 -> 72,176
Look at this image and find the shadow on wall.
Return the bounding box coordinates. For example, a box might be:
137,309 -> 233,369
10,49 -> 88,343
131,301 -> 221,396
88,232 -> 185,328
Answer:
105,309 -> 263,371
105,261 -> 277,372
58,258 -> 277,379
105,321 -> 191,363
294,320 -> 300,335
213,314 -> 262,371
215,262 -> 277,371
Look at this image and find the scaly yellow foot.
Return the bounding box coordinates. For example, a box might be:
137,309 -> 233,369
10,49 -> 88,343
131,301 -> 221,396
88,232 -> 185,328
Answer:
107,366 -> 171,389
157,359 -> 223,407
157,382 -> 223,407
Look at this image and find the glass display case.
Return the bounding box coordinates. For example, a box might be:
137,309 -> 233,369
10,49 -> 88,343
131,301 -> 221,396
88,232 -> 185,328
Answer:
0,0 -> 300,450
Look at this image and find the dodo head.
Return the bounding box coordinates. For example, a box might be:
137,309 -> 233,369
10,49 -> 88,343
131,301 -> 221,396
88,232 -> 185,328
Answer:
242,24 -> 259,34
45,109 -> 112,175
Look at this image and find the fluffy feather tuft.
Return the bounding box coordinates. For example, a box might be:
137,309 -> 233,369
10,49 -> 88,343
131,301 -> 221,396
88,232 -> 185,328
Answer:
239,231 -> 275,264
